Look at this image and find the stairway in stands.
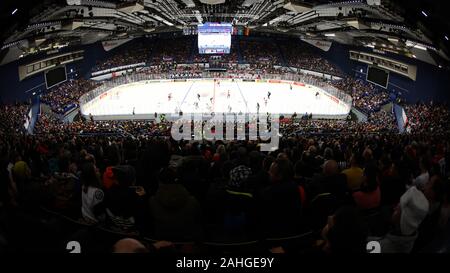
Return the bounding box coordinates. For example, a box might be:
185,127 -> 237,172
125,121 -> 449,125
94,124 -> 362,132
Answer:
188,37 -> 196,63
276,40 -> 288,67
235,37 -> 245,64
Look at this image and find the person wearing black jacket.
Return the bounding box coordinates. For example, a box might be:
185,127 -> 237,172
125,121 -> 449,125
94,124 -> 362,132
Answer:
257,158 -> 304,238
104,165 -> 147,232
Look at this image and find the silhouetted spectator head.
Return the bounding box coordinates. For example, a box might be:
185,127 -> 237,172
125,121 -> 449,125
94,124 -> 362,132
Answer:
248,150 -> 263,173
277,152 -> 289,160
323,160 -> 339,176
419,157 -> 430,173
363,147 -> 373,163
323,206 -> 368,253
228,165 -> 252,191
361,164 -> 379,192
81,162 -> 101,192
269,158 -> 293,183
350,153 -> 362,167
263,156 -> 275,172
58,153 -> 71,173
294,160 -> 309,178
424,175 -> 445,204
221,160 -> 234,180
112,238 -> 148,253
112,165 -> 136,187
323,147 -> 334,160
158,166 -> 179,185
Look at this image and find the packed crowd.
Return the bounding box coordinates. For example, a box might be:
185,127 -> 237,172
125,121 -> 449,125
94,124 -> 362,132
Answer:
278,42 -> 344,77
192,39 -> 239,64
240,40 -> 282,70
332,78 -> 390,113
0,103 -> 30,136
404,103 -> 450,134
34,113 -> 171,138
3,35 -> 450,253
92,42 -> 151,72
1,100 -> 450,254
32,109 -> 398,140
41,79 -> 101,114
151,37 -> 193,65
91,37 -> 346,78
367,110 -> 398,132
280,115 -> 397,136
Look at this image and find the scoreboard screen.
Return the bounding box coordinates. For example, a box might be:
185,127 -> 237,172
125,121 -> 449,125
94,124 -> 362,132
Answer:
198,23 -> 232,54
367,65 -> 389,89
45,66 -> 67,89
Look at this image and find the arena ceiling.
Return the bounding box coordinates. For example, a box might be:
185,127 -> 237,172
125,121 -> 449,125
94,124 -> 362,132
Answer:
1,0 -> 449,66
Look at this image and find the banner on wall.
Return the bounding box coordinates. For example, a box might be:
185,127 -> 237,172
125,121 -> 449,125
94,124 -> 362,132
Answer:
300,38 -> 332,52
102,38 -> 133,51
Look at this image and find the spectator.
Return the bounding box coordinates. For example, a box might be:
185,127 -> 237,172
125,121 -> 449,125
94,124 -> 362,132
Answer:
320,206 -> 368,253
413,158 -> 430,190
104,165 -> 145,232
352,164 -> 381,210
258,158 -> 304,237
380,186 -> 429,253
342,154 -> 364,191
112,238 -> 149,253
81,162 -> 105,224
149,167 -> 203,241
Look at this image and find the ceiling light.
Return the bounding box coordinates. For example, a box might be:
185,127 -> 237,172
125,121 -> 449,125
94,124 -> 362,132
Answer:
445,36 -> 449,41
324,33 -> 335,37
421,11 -> 428,17
11,8 -> 18,15
406,41 -> 427,50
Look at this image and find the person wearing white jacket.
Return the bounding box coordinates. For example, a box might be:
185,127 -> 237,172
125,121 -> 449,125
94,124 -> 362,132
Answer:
380,186 -> 429,253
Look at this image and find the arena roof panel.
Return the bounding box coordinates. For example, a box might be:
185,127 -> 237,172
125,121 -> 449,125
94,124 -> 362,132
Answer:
0,0 -> 449,65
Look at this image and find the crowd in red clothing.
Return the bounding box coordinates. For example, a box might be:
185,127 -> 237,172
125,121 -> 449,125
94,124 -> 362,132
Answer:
404,103 -> 450,134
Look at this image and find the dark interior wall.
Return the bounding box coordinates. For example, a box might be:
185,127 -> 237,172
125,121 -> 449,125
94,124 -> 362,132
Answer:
0,42 -> 106,104
320,42 -> 450,103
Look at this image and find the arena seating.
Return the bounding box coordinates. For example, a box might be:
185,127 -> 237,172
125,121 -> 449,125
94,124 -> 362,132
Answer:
1,98 -> 449,253
92,41 -> 151,72
1,37 -> 450,254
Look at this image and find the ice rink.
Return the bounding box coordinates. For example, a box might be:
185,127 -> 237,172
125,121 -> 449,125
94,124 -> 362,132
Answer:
80,79 -> 351,120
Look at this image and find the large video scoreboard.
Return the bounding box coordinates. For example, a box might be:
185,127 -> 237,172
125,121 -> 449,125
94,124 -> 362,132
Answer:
198,23 -> 232,54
